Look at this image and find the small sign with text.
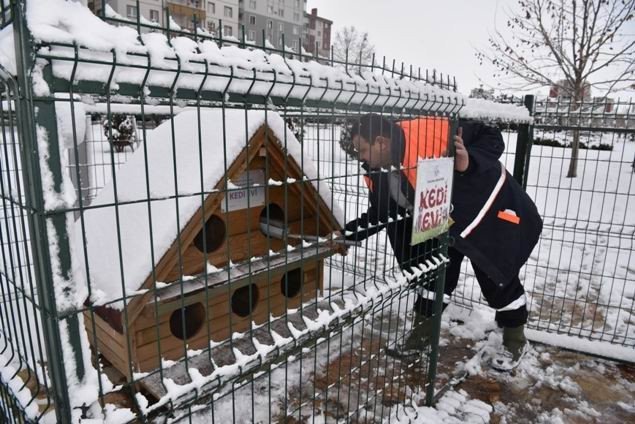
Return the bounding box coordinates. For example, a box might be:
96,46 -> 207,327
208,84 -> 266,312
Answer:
411,157 -> 454,245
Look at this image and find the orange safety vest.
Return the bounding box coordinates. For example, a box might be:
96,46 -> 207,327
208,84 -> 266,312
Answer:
399,117 -> 450,188
364,117 -> 450,191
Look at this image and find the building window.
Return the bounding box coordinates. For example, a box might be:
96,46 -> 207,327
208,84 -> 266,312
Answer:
248,30 -> 256,41
292,25 -> 298,35
126,5 -> 137,18
317,31 -> 321,36
149,9 -> 159,22
224,25 -> 232,36
208,2 -> 215,14
249,0 -> 257,8
279,23 -> 284,32
279,8 -> 284,17
208,21 -> 216,32
293,12 -> 299,21
249,15 -> 256,25
292,40 -> 298,51
268,5 -> 274,14
224,6 -> 233,18
267,20 -> 273,29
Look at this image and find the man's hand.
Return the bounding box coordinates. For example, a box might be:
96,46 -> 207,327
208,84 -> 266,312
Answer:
454,127 -> 469,172
327,231 -> 349,256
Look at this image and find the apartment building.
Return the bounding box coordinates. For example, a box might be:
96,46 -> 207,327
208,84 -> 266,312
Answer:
89,0 -> 326,52
90,0 -> 237,36
303,8 -> 331,58
204,1 -> 239,37
239,0 -> 306,51
89,0 -> 164,25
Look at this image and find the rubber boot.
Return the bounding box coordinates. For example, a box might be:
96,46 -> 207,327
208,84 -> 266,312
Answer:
386,313 -> 435,359
491,324 -> 528,371
503,324 -> 527,361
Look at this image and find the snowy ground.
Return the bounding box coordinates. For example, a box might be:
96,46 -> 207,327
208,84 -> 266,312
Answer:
179,302 -> 635,423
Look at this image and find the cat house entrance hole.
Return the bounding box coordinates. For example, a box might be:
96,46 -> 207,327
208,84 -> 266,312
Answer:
231,284 -> 259,317
280,268 -> 302,298
259,203 -> 286,236
169,302 -> 205,340
194,214 -> 226,253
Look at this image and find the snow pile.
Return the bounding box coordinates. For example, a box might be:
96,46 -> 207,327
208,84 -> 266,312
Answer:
388,389 -> 492,423
461,98 -> 533,124
79,109 -> 344,308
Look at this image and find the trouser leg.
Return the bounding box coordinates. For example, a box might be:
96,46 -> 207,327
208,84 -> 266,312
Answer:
413,247 -> 464,317
471,265 -> 528,328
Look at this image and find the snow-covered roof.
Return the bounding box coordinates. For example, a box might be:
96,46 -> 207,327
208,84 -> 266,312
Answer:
78,109 -> 344,308
460,98 -> 533,124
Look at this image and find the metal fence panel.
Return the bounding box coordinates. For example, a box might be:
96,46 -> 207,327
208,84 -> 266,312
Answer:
0,3 -> 460,422
453,96 -> 635,351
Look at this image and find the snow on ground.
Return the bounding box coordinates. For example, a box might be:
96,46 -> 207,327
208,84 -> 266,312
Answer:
181,285 -> 493,424
437,305 -> 635,423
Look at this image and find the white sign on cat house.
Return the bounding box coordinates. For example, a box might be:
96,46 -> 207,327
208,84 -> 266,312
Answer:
221,169 -> 266,212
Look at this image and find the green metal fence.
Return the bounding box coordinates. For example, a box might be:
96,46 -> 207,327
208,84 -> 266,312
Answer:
0,1 -> 462,422
453,95 -> 635,352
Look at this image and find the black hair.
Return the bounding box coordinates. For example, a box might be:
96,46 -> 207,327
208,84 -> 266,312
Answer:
339,114 -> 405,160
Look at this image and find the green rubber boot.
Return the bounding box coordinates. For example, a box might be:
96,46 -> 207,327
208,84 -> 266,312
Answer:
386,314 -> 435,359
503,324 -> 527,361
491,324 -> 529,371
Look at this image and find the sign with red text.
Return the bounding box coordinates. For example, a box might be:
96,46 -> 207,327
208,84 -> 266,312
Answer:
411,157 -> 454,245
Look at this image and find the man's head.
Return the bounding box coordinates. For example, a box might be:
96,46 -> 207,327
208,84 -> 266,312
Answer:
341,114 -> 404,169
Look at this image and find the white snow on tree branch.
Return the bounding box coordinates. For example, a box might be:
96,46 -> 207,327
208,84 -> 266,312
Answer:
461,98 -> 533,124
77,109 -> 344,308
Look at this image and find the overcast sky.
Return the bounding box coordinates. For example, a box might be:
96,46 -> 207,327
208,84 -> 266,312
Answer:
307,0 -> 513,95
307,0 -> 635,98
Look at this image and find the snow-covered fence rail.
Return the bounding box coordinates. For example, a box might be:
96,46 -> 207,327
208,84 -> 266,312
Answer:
0,1 -> 462,423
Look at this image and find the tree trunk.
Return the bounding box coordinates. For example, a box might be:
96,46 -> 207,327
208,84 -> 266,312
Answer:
566,86 -> 583,178
566,129 -> 580,178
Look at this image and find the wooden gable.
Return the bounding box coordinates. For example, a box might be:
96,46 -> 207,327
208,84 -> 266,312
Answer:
124,124 -> 342,322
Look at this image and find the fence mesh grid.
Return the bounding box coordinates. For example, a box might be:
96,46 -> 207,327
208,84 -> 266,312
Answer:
0,2 -> 462,421
1,1 -> 633,423
453,98 -> 635,349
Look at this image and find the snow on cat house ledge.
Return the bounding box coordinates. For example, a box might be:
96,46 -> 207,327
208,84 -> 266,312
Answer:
77,109 -> 344,378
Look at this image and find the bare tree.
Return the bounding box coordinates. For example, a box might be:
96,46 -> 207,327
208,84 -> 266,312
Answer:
477,0 -> 635,177
332,26 -> 375,68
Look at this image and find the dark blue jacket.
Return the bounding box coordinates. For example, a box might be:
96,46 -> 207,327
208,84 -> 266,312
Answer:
344,119 -> 543,286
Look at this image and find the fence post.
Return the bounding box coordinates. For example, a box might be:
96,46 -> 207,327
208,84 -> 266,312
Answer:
12,1 -> 84,421
513,95 -> 535,189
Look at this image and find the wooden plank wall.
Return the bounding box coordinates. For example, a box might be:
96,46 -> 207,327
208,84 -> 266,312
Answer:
131,260 -> 323,372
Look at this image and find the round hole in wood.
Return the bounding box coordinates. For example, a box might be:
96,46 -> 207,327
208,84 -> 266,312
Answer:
169,302 -> 205,340
231,284 -> 259,317
259,203 -> 286,236
280,268 -> 303,298
193,214 -> 226,253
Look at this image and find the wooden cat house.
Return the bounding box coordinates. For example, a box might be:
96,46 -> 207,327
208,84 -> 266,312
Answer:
79,109 -> 344,378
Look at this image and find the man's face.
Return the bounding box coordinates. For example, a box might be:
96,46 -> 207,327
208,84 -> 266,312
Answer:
352,135 -> 390,169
